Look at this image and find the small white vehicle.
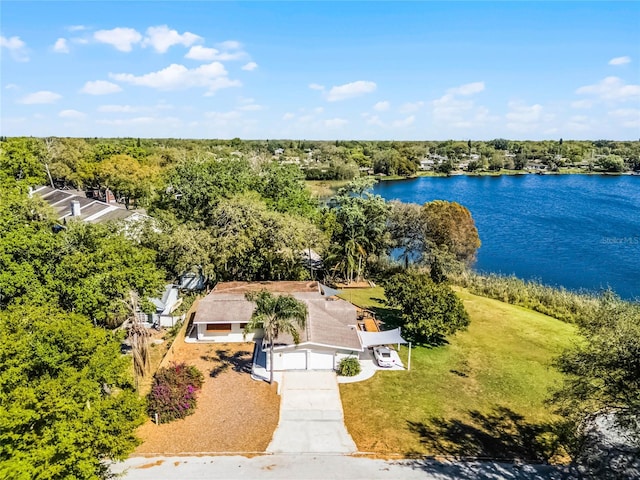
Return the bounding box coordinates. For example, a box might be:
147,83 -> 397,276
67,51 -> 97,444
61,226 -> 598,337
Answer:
373,346 -> 395,368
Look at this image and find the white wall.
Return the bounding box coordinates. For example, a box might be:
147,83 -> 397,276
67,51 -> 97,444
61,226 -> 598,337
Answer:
196,323 -> 262,342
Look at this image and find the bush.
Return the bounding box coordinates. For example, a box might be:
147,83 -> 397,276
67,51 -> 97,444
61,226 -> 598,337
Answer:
147,362 -> 204,424
338,357 -> 361,377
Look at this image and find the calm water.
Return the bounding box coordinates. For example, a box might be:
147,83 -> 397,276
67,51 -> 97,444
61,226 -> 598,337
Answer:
373,175 -> 640,300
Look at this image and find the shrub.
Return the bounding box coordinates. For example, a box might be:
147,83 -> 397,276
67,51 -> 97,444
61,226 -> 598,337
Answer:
147,362 -> 204,424
338,357 -> 361,377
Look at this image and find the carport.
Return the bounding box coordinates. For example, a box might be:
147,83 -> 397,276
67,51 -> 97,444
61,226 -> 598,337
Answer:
357,328 -> 411,371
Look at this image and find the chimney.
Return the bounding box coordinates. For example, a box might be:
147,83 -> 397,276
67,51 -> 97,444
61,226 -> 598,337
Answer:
70,200 -> 81,217
105,188 -> 116,204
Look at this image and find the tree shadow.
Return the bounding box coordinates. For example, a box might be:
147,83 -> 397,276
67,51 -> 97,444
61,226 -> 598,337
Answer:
407,406 -> 561,464
202,348 -> 252,378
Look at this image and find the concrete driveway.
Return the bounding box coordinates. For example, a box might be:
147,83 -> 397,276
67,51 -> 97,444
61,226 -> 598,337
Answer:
267,371 -> 357,454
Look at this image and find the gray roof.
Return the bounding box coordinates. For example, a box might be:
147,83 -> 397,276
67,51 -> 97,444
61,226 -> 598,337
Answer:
32,186 -> 145,224
194,282 -> 362,351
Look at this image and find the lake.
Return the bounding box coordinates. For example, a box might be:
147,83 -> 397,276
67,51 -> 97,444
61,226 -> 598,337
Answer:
373,174 -> 640,300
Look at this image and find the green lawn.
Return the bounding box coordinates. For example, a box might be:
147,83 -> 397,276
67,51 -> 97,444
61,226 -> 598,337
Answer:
339,287 -> 577,461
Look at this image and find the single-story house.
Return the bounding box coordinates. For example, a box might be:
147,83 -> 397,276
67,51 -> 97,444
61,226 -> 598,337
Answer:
188,281 -> 364,371
146,284 -> 183,328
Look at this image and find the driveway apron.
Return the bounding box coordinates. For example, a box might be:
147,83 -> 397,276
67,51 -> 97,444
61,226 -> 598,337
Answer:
267,371 -> 357,454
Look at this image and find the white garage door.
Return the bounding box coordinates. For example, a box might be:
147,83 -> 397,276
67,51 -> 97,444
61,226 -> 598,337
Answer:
308,351 -> 335,370
282,351 -> 307,370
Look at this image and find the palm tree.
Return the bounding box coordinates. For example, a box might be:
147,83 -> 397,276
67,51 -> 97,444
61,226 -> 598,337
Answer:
122,291 -> 151,391
243,290 -> 308,384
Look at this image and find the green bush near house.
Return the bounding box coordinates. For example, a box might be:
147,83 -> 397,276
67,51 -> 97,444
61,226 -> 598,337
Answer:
338,356 -> 362,377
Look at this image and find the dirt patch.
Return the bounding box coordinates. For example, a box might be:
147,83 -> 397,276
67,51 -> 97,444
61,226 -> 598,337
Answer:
137,459 -> 164,469
134,342 -> 280,455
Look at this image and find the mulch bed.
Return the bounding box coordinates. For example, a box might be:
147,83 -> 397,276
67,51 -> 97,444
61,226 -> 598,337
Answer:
133,342 -> 280,455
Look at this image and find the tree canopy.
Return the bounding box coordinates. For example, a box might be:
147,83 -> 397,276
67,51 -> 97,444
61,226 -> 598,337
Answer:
383,271 -> 470,345
554,293 -> 640,452
0,305 -> 145,479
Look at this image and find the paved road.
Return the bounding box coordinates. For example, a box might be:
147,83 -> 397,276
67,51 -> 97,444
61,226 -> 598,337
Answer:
267,371 -> 357,454
111,454 -> 576,479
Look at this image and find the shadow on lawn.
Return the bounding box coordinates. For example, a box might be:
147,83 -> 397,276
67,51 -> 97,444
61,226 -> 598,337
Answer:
202,349 -> 252,377
406,406 -> 561,464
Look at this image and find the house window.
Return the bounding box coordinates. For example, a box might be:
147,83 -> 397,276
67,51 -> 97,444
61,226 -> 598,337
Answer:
206,323 -> 232,332
240,323 -> 248,329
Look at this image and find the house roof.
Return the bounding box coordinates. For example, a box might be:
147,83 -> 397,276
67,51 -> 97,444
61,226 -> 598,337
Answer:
193,281 -> 363,351
32,186 -> 146,224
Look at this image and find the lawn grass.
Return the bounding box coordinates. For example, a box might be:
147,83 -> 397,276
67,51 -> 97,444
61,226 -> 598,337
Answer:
305,179 -> 350,199
339,287 -> 577,461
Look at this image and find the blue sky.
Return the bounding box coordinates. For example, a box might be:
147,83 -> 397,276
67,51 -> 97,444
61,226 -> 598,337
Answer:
1,1 -> 639,140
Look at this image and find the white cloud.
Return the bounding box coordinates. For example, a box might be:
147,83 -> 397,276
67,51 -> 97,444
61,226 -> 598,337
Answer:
97,103 -> 173,114
399,101 -> 424,113
392,115 -> 415,128
432,81 -> 492,127
242,62 -> 258,71
80,80 -> 122,95
609,56 -> 631,66
1,35 -> 29,61
185,45 -> 246,61
283,113 -> 295,120
324,118 -> 348,128
309,83 -> 325,91
566,115 -> 592,132
94,27 -> 142,52
505,101 -> 553,132
571,99 -> 593,109
67,25 -> 87,32
373,101 -> 390,112
98,104 -> 137,113
576,76 -> 640,101
506,101 -> 544,123
447,81 -> 485,96
59,109 -> 86,120
18,90 -> 61,104
5,83 -> 19,90
97,116 -> 175,126
314,107 -> 324,114
53,38 -> 69,53
238,103 -> 263,111
143,25 -> 202,53
366,114 -> 385,127
185,46 -> 220,61
218,40 -> 242,50
608,108 -> 640,128
110,62 -> 240,94
326,81 -> 376,101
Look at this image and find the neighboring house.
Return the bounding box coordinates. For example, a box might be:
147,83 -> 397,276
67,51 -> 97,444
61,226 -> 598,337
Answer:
32,186 -> 148,225
145,284 -> 184,328
178,271 -> 208,292
188,281 -> 364,371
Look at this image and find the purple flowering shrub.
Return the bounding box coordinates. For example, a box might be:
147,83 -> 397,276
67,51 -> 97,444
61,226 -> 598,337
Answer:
147,362 -> 204,423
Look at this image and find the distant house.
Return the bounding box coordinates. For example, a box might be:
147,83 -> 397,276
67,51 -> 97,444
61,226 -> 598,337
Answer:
419,158 -> 435,170
178,271 -> 208,292
145,284 -> 184,328
187,281 -> 364,371
32,186 -> 148,225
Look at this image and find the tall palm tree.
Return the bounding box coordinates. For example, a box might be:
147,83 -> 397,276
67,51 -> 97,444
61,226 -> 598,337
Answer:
244,290 -> 308,384
122,291 -> 151,391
